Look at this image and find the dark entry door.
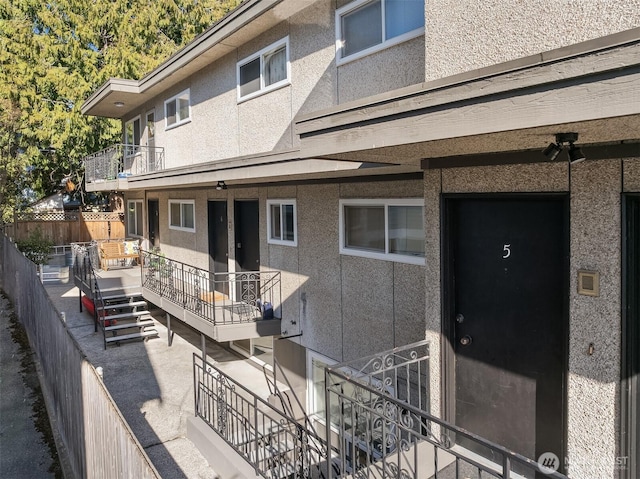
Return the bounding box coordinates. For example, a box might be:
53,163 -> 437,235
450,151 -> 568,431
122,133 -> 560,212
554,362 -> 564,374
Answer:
446,196 -> 567,468
147,199 -> 159,247
624,195 -> 640,479
208,201 -> 229,294
234,200 -> 260,301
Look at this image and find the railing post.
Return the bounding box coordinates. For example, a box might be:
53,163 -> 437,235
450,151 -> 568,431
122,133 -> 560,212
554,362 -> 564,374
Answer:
325,369 -> 332,479
254,396 -> 260,476
181,262 -> 186,306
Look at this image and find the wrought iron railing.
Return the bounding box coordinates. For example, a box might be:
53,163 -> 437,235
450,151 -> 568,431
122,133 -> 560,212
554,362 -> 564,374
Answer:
72,242 -> 107,341
194,354 -> 333,478
84,144 -> 165,183
325,340 -> 567,479
141,249 -> 281,325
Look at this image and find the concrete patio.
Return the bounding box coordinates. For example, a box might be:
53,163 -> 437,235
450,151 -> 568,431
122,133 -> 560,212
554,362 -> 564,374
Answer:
44,265 -> 281,479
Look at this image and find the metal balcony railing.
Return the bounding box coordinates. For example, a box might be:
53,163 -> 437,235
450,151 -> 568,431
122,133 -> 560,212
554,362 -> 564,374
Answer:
193,339 -> 568,478
194,355 -> 333,478
325,340 -> 567,479
141,249 -> 281,325
84,144 -> 165,183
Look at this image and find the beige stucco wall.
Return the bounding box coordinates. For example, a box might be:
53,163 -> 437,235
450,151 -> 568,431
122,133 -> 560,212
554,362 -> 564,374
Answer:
138,177 -> 426,365
424,0 -> 640,82
119,0 -> 425,168
425,158 -> 640,478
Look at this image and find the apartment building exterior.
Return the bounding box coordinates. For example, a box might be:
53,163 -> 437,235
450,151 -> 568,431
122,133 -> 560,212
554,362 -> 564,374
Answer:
81,1 -> 640,477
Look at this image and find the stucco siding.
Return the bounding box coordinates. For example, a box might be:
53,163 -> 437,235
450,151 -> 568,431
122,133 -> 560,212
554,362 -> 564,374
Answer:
624,157 -> 640,191
424,0 -> 640,82
290,0 -> 337,119
567,159 -> 622,479
192,53 -> 240,162
341,256 -> 395,361
337,36 -> 425,104
296,184 -> 343,360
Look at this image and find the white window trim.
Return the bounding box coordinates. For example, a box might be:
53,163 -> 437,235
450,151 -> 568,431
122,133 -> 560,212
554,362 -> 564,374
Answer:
145,109 -> 155,144
127,200 -> 143,237
267,199 -> 297,246
335,0 -> 425,66
339,198 -> 425,265
168,199 -> 196,233
236,36 -> 291,103
307,350 -> 337,423
124,115 -> 141,145
164,88 -> 191,130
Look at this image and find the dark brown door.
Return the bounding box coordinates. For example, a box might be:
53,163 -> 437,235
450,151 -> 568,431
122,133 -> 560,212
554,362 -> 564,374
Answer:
147,199 -> 159,247
234,200 -> 260,302
445,196 -> 567,472
208,201 -> 228,295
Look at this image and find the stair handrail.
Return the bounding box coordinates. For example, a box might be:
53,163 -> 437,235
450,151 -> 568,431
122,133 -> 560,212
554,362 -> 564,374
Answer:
72,243 -> 111,348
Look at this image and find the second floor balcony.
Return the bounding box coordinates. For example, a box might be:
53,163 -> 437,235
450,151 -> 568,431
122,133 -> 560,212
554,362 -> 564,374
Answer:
140,249 -> 282,342
84,144 -> 164,191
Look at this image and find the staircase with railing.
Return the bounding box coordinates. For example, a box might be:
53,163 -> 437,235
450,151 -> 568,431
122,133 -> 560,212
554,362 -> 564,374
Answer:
72,244 -> 158,349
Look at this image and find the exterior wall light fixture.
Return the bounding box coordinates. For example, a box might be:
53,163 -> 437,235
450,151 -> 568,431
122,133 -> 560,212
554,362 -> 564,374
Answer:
215,181 -> 227,190
543,132 -> 587,163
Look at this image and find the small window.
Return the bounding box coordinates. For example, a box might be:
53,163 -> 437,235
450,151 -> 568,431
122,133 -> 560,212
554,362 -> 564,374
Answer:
267,199 -> 297,246
237,37 -> 290,101
336,0 -> 424,64
307,351 -> 336,422
168,199 -> 195,232
125,117 -> 141,146
127,200 -> 143,236
339,199 -> 424,264
164,89 -> 190,129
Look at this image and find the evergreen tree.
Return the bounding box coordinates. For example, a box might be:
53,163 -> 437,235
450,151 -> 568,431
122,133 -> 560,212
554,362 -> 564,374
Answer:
0,0 -> 240,222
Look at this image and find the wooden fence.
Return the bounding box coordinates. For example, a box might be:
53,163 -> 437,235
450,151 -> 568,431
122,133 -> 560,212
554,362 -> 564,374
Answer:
0,235 -> 160,479
4,212 -> 125,244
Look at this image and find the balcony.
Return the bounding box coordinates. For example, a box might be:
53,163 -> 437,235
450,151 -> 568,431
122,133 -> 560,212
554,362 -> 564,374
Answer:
192,340 -> 568,478
140,250 -> 282,342
84,144 -> 164,191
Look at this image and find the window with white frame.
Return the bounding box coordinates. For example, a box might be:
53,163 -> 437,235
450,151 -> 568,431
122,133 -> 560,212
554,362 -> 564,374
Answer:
339,199 -> 424,264
125,116 -> 141,146
237,37 -> 290,101
168,199 -> 195,232
267,199 -> 297,246
127,200 -> 143,236
164,89 -> 190,129
307,351 -> 336,422
336,0 -> 425,64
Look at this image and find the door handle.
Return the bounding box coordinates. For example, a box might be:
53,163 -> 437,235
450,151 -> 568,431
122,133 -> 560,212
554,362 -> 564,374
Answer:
460,335 -> 472,346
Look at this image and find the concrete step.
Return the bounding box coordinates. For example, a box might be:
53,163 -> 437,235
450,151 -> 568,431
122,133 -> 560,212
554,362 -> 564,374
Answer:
97,300 -> 147,310
104,329 -> 158,343
101,291 -> 143,301
101,310 -> 150,321
104,318 -> 155,332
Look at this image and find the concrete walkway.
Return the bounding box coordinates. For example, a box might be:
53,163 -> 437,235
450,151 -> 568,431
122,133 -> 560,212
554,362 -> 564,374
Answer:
44,268 -> 280,478
0,295 -> 59,479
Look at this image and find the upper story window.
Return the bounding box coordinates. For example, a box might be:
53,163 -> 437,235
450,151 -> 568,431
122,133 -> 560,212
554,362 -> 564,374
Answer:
267,199 -> 297,246
237,37 -> 290,102
164,89 -> 190,129
336,0 -> 425,65
339,199 -> 425,265
127,200 -> 143,236
125,116 -> 141,146
169,199 -> 195,232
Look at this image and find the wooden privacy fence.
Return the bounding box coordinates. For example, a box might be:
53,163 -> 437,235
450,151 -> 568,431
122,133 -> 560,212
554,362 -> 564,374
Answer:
0,235 -> 160,479
5,212 -> 125,244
